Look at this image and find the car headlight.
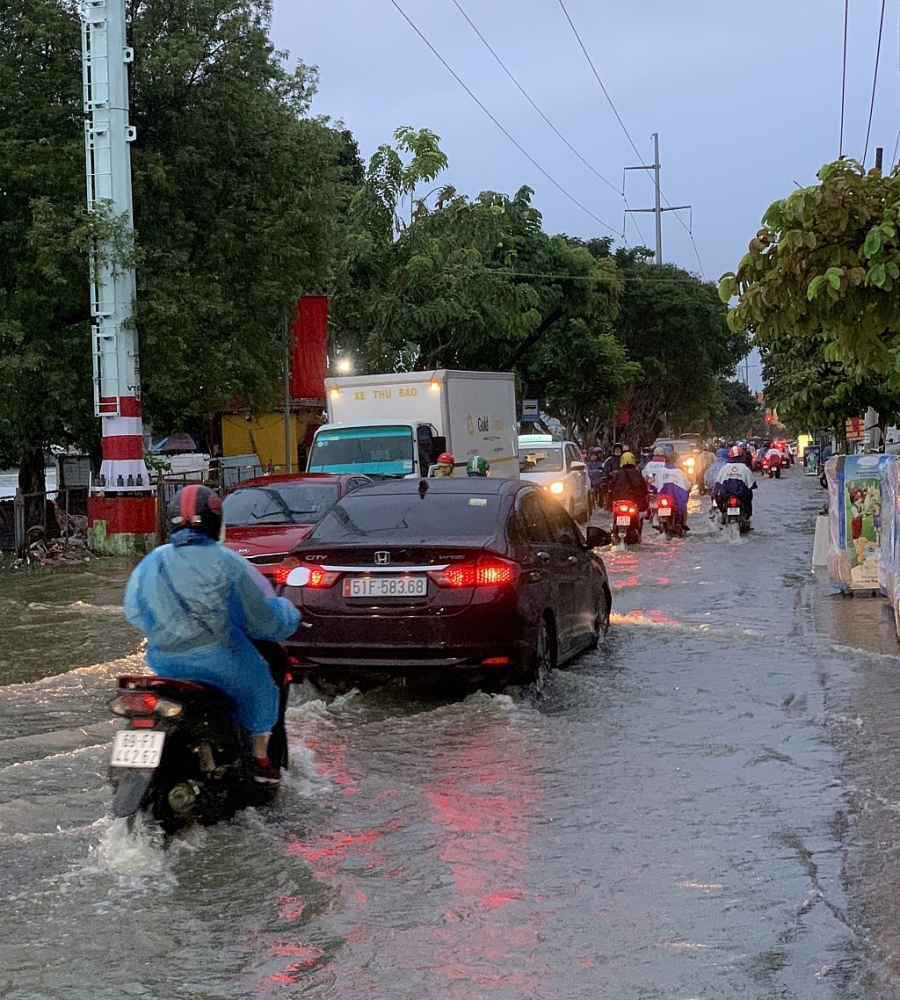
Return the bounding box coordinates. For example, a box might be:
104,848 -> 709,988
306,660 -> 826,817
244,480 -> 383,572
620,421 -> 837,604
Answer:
549,481 -> 566,495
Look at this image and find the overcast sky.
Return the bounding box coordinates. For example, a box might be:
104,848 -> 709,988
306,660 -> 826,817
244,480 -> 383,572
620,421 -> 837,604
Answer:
270,1 -> 900,386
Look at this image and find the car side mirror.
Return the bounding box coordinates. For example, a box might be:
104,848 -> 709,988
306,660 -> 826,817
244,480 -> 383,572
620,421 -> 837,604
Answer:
570,460 -> 586,472
586,526 -> 611,548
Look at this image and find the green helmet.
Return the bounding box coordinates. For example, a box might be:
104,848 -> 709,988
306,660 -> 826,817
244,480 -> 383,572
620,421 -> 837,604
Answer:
466,455 -> 490,477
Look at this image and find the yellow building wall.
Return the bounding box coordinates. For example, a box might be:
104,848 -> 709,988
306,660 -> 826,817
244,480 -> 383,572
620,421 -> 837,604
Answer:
221,411 -> 323,471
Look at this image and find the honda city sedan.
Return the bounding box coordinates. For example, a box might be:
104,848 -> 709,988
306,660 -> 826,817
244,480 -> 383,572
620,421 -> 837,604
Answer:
278,477 -> 612,690
222,473 -> 371,581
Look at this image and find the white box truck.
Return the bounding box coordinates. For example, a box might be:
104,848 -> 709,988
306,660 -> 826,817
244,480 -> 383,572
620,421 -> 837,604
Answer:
306,370 -> 519,479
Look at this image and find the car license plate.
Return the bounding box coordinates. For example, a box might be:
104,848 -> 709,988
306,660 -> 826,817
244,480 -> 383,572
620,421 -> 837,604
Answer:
657,508 -> 671,518
110,729 -> 165,768
727,507 -> 741,517
616,516 -> 632,526
344,575 -> 428,599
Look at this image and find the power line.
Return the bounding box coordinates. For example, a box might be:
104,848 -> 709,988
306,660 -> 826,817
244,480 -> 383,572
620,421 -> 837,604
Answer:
555,0 -> 704,276
862,0 -> 887,168
387,0 -> 618,235
447,0 -> 647,246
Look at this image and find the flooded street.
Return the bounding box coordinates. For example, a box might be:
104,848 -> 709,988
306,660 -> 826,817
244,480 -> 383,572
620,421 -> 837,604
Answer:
4,470 -> 900,998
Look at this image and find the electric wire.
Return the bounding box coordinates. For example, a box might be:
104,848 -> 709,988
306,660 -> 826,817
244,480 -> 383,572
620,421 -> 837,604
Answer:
862,0 -> 888,168
840,0 -> 849,157
447,0 -> 647,245
555,0 -> 704,276
387,0 -> 618,235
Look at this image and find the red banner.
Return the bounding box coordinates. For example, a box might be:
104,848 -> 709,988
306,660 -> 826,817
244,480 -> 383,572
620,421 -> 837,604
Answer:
290,296 -> 328,402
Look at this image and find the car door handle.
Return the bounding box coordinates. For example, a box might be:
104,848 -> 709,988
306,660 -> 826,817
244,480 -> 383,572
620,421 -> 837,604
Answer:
567,556 -> 579,565
536,551 -> 551,564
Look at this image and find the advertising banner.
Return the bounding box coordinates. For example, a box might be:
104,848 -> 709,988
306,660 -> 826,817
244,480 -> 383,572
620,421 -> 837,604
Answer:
826,454 -> 889,591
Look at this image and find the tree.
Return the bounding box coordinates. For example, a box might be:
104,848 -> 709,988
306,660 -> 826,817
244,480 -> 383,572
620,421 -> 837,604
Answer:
128,0 -> 357,431
331,133 -> 632,442
711,379 -> 764,442
0,0 -> 94,507
758,334 -> 897,437
721,159 -> 900,384
0,0 -> 358,517
607,249 -> 748,450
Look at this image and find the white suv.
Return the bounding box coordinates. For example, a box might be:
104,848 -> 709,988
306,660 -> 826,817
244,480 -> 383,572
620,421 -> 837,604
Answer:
518,434 -> 590,522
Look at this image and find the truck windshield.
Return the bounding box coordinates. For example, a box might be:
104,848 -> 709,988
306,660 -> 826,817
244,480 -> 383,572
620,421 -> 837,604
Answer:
310,425 -> 415,476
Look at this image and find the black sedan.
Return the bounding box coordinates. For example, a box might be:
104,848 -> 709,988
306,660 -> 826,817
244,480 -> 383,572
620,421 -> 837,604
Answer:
278,477 -> 612,689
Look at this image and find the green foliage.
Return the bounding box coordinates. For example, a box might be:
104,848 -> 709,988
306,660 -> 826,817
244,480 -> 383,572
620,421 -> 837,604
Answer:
759,334 -> 897,435
722,159 -> 900,385
711,379 -> 764,442
0,0 -> 358,477
609,251 -> 748,448
0,0 -> 94,473
129,0 -> 357,429
331,138 -> 632,440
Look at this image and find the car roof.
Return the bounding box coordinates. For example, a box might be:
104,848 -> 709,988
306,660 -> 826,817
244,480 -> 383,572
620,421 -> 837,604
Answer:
338,477 -> 526,498
223,472 -> 357,495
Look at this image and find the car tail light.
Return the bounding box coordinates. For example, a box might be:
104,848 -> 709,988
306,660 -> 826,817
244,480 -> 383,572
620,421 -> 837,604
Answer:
658,496 -> 672,508
429,558 -> 518,588
615,501 -> 637,515
482,656 -> 512,665
728,496 -> 740,507
109,691 -> 183,717
274,556 -> 300,587
307,568 -> 342,589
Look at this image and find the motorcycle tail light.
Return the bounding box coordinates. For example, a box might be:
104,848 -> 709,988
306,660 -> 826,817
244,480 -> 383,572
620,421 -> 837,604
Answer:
728,496 -> 740,507
430,558 -> 518,588
109,691 -> 183,717
615,502 -> 637,515
658,496 -> 672,508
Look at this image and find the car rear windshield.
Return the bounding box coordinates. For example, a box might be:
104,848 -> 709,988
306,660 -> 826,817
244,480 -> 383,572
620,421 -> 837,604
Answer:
311,492 -> 503,541
309,425 -> 414,476
519,447 -> 564,473
223,482 -> 340,526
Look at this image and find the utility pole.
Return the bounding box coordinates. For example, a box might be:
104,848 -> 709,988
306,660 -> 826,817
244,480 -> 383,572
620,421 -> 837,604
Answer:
624,133 -> 690,266
82,0 -> 156,553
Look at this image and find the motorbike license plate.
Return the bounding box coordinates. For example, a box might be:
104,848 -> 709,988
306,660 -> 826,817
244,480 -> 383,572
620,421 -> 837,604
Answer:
657,508 -> 671,518
110,729 -> 165,768
727,507 -> 741,517
616,516 -> 632,526
344,575 -> 427,599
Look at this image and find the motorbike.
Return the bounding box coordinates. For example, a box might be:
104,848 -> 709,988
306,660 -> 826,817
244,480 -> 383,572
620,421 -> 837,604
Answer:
612,499 -> 643,545
761,454 -> 781,479
719,492 -> 751,538
108,643 -> 291,835
655,493 -> 684,539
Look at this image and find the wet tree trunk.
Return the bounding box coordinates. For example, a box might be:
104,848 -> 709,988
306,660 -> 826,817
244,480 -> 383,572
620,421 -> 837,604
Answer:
18,445 -> 47,538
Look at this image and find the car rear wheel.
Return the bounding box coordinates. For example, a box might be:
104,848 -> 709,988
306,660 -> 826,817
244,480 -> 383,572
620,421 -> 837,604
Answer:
588,588 -> 611,649
534,617 -> 555,684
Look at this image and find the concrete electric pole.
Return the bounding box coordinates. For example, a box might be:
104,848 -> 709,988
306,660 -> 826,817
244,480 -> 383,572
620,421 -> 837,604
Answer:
82,0 -> 156,552
624,133 -> 690,266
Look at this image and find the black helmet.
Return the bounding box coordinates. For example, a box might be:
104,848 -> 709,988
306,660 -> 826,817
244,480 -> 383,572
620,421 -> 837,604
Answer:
167,485 -> 223,540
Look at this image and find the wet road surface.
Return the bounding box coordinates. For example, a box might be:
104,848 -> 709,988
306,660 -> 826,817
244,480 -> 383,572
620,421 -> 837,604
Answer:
2,469 -> 900,998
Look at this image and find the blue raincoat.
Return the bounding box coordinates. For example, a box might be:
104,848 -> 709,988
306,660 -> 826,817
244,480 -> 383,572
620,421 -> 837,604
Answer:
123,531 -> 301,735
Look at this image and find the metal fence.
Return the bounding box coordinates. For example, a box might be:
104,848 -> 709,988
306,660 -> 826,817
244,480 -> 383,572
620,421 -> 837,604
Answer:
4,460 -> 282,556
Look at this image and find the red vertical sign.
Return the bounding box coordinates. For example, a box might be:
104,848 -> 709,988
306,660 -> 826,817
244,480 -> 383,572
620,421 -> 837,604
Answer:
290,296 -> 328,401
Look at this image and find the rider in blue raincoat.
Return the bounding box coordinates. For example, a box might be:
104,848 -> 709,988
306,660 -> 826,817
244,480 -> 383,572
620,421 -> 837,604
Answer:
123,485 -> 301,784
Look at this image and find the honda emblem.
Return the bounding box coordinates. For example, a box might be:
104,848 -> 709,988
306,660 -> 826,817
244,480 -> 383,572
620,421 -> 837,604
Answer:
374,551 -> 391,565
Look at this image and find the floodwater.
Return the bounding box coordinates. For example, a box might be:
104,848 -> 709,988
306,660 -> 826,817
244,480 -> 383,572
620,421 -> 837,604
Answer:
2,469 -> 900,999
